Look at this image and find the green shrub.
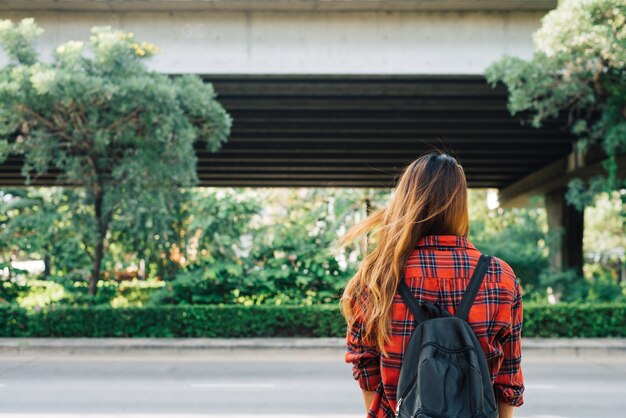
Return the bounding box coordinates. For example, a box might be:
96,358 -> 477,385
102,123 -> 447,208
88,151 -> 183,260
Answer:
0,305 -> 29,337
6,305 -> 345,338
14,278 -> 165,309
16,279 -> 66,309
148,266 -> 242,306
111,279 -> 165,307
0,303 -> 624,338
523,303 -> 626,338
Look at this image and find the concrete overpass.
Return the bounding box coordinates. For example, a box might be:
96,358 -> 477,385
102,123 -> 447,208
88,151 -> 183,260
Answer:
0,0 -> 599,272
0,0 -> 549,75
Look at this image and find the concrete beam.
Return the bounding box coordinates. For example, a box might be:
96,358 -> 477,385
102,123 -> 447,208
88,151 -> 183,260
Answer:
498,151 -> 626,208
0,1 -> 558,12
0,9 -> 546,74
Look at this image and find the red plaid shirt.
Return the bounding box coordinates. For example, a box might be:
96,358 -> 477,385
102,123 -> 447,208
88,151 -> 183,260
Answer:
345,235 -> 524,417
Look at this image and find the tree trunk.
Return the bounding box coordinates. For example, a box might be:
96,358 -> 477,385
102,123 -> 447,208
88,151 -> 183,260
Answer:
42,252 -> 51,279
88,178 -> 110,297
89,235 -> 104,295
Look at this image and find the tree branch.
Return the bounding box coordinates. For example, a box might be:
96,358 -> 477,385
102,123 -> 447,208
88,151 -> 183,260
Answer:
103,108 -> 143,132
16,105 -> 73,142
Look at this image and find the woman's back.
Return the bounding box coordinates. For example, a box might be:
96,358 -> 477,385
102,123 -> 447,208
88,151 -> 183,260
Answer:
341,153 -> 524,418
345,234 -> 524,417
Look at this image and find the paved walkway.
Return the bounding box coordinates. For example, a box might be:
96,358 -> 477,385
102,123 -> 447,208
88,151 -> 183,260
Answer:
1,337 -> 625,355
0,347 -> 624,418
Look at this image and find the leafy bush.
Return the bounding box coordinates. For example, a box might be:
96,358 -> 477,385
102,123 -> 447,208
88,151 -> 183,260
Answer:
148,267 -> 241,306
15,279 -> 65,308
469,191 -> 550,291
149,189 -> 369,306
12,277 -> 164,309
0,305 -> 28,336
14,305 -> 346,338
585,272 -> 626,303
539,269 -> 590,303
2,186 -> 623,308
523,303 -> 626,338
0,276 -> 29,305
0,303 -> 624,338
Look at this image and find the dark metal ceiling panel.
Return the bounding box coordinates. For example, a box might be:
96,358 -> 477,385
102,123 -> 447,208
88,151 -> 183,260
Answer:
199,75 -> 574,188
0,75 -> 575,189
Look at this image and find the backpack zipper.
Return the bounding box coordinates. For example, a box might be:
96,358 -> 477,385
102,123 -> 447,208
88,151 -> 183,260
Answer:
395,397 -> 403,416
395,375 -> 416,416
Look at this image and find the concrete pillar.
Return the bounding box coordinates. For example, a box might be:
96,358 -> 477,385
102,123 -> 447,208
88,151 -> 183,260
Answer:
545,188 -> 584,275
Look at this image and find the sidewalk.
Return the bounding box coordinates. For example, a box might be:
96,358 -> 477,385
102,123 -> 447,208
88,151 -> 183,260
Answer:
1,337 -> 625,356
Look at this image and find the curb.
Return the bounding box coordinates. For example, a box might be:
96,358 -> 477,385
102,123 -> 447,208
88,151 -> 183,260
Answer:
1,338 -> 626,355
0,337 -> 344,351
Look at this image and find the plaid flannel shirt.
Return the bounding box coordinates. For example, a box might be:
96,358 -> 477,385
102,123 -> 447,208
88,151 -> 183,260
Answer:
345,235 -> 524,417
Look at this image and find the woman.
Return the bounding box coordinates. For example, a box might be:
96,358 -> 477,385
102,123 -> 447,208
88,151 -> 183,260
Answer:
341,152 -> 524,418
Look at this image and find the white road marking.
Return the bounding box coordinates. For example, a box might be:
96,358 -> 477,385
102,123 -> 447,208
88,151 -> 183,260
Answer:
0,415 -> 361,418
190,382 -> 275,389
525,384 -> 558,389
517,416 -> 573,418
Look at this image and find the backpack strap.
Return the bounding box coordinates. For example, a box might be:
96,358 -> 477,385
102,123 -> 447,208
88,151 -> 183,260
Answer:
455,254 -> 492,321
397,279 -> 429,324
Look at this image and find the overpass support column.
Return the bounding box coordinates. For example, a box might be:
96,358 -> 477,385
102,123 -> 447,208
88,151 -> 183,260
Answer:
545,187 -> 584,276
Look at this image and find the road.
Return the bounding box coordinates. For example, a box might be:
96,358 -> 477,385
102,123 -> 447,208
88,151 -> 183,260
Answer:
0,348 -> 624,418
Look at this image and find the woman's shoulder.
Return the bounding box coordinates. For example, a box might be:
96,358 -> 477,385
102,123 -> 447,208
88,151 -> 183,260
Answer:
487,255 -> 521,293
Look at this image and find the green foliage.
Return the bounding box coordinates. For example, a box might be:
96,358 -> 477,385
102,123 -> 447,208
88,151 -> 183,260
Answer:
26,276 -> 164,308
0,19 -> 41,65
241,189 -> 367,305
0,303 -> 624,338
150,188 -> 382,306
469,191 -> 550,290
0,19 -> 231,295
110,279 -> 165,307
186,188 -> 261,263
148,188 -> 261,305
149,268 -> 241,305
110,188 -> 188,282
1,186 -> 622,308
539,269 -> 590,303
523,302 -> 626,338
8,305 -> 346,338
0,305 -> 28,336
0,274 -> 28,304
583,190 -> 626,282
43,276 -> 120,307
486,0 -> 626,208
585,271 -> 626,302
15,279 -> 65,308
0,188 -> 91,278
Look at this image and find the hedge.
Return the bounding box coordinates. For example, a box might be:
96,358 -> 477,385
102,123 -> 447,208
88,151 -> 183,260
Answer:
0,305 -> 346,338
1,303 -> 625,338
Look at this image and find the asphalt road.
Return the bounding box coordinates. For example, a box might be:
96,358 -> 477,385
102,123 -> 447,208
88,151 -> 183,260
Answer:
0,349 -> 624,418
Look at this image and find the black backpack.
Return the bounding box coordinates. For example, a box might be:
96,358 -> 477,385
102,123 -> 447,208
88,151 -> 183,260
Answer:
395,254 -> 498,418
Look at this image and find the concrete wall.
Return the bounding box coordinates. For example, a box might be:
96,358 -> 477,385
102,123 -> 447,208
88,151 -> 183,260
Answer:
0,9 -> 546,74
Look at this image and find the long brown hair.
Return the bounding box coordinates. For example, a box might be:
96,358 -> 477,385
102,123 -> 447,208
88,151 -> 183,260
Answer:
341,152 -> 469,355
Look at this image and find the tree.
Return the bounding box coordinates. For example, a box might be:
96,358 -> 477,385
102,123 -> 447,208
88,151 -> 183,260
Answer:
0,19 -> 231,295
485,0 -> 626,209
0,188 -> 90,280
149,188 -> 388,306
468,190 -> 550,293
241,188 -> 387,304
149,188 -> 263,305
110,187 -> 191,282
